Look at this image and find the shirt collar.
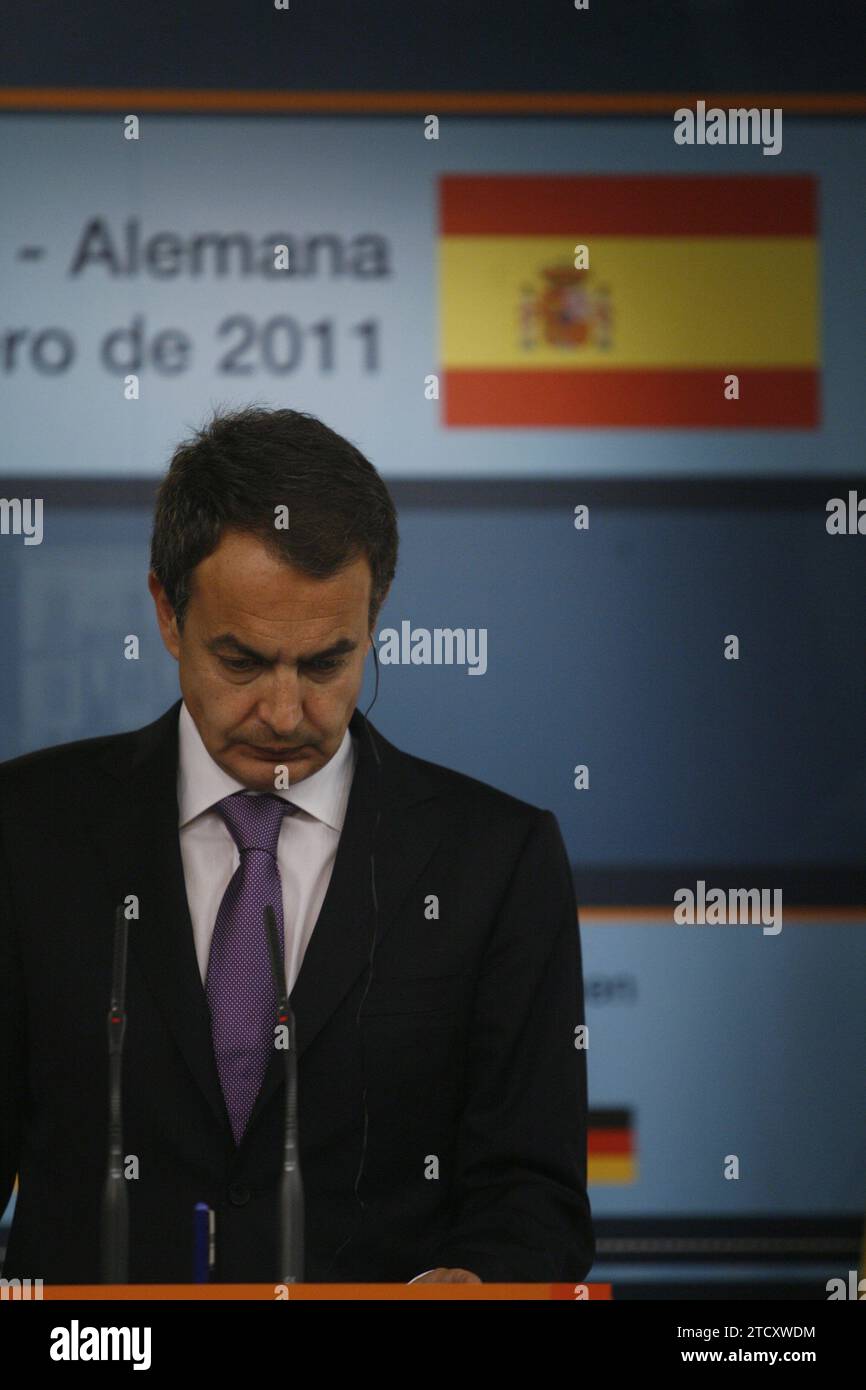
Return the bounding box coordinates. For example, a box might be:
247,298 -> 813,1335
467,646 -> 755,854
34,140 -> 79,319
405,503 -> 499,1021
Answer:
177,700 -> 357,832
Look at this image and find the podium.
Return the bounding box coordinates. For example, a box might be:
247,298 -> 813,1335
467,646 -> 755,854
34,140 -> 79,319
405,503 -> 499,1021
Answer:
34,1283 -> 613,1300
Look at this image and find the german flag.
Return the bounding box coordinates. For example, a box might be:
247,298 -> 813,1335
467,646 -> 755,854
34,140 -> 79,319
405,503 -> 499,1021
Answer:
439,174 -> 819,427
588,1108 -> 637,1185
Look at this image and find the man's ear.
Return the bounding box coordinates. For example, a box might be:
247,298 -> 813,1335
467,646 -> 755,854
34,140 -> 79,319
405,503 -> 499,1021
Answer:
147,571 -> 181,661
369,583 -> 390,644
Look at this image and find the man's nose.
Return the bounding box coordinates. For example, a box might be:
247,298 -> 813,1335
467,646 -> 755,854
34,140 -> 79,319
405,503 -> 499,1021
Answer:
256,669 -> 304,734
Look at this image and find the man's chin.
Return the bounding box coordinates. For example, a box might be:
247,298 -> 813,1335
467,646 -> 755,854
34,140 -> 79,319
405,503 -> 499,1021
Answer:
228,746 -> 316,788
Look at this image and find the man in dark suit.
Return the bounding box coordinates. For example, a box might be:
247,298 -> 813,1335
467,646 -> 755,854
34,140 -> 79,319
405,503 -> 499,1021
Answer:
0,406 -> 593,1286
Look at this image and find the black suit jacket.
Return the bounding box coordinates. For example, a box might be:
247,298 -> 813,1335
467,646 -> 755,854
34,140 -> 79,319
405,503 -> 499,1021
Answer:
0,700 -> 594,1284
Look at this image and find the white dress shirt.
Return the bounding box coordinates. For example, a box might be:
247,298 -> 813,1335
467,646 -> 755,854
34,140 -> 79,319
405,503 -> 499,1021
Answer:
177,700 -> 357,994
176,700 -> 441,1283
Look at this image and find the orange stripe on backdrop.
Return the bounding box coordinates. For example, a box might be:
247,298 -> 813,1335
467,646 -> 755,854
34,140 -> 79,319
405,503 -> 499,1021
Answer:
443,368 -> 819,427
0,89 -> 864,115
441,175 -> 817,237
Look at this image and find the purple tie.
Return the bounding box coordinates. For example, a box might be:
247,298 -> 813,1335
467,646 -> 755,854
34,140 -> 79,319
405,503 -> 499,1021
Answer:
206,790 -> 294,1145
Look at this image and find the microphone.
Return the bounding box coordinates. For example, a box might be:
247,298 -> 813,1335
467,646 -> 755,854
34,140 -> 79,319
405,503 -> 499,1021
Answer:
264,903 -> 304,1284
100,904 -> 129,1283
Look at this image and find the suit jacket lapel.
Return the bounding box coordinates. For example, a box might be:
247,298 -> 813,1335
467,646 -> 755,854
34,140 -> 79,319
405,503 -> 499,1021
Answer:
82,700 -> 444,1145
82,700 -> 230,1136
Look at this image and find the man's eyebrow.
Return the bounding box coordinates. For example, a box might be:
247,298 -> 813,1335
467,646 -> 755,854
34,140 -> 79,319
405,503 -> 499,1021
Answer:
205,633 -> 359,663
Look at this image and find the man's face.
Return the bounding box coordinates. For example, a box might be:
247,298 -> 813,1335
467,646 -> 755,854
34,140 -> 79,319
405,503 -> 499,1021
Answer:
148,529 -> 376,791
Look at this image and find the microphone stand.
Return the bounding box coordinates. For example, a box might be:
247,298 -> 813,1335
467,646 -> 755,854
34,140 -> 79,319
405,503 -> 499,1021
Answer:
264,904 -> 304,1284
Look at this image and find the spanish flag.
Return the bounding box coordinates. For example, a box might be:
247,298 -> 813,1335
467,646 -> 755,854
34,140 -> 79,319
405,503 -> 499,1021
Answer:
439,174 -> 819,427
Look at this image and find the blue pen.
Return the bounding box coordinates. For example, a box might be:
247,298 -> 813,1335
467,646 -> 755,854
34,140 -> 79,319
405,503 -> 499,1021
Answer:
193,1202 -> 211,1282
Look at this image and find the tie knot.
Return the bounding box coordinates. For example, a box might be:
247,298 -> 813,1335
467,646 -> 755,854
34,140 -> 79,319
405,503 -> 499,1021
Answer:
216,791 -> 293,856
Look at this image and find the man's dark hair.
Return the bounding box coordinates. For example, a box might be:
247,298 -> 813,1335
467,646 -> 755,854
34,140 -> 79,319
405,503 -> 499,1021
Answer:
150,405 -> 398,632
